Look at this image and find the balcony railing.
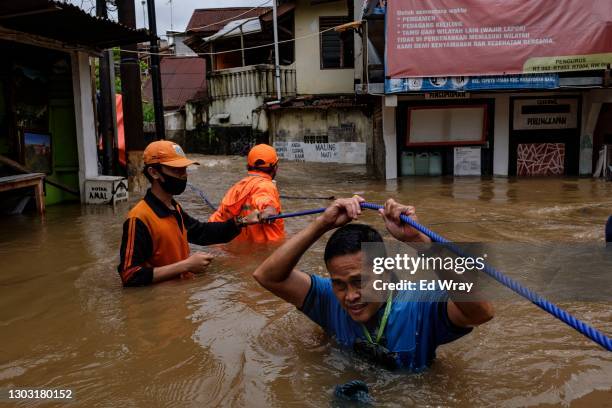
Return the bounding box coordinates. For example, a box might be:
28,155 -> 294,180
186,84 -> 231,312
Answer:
208,64 -> 296,100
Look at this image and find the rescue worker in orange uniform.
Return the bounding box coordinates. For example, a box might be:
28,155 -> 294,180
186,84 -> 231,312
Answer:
117,140 -> 258,287
208,144 -> 285,243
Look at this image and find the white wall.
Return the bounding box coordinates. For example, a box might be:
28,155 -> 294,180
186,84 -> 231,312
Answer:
71,52 -> 99,202
294,0 -> 354,95
270,108 -> 370,164
164,111 -> 185,131
209,96 -> 263,126
492,95 -> 510,176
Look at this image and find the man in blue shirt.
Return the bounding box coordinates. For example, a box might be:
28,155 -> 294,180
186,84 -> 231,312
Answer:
253,196 -> 494,371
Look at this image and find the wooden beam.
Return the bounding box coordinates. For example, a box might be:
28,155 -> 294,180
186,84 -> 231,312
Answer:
0,154 -> 79,196
0,25 -> 98,55
0,6 -> 60,20
279,26 -> 293,37
0,174 -> 46,214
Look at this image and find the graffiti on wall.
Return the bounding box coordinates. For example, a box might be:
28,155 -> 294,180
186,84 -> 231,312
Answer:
517,143 -> 565,176
274,141 -> 366,164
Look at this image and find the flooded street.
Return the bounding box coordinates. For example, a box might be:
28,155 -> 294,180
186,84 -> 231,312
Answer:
1,155 -> 611,407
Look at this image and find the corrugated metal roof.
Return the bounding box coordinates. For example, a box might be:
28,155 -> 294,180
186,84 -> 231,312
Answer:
142,56 -> 207,110
204,17 -> 262,43
0,0 -> 151,48
185,4 -> 295,52
186,7 -> 270,35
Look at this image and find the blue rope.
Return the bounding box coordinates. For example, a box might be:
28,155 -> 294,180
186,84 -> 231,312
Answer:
267,202 -> 612,352
187,183 -> 218,211
188,184 -> 335,212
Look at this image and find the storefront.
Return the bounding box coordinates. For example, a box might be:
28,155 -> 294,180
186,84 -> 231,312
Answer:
380,87 -> 611,180
367,0 -> 612,180
396,97 -> 495,176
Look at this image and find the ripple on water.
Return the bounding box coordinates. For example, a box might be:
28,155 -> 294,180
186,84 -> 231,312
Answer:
0,159 -> 611,406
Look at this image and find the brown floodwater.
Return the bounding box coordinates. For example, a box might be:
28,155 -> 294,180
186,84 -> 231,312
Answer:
1,155 -> 611,407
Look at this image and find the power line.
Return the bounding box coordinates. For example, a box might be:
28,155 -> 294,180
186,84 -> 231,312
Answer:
113,24 -> 342,57
185,0 -> 273,33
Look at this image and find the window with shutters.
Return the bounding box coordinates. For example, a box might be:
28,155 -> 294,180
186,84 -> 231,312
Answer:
319,16 -> 354,69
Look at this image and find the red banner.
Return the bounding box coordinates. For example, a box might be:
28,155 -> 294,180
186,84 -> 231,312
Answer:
386,0 -> 612,78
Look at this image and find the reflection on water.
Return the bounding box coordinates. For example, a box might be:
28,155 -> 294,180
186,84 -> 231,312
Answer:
0,155 -> 611,407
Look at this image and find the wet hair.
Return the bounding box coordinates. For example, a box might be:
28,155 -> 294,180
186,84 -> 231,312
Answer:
324,224 -> 385,264
143,164 -> 161,183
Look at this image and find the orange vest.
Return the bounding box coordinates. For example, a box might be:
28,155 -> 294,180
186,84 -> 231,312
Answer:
127,199 -> 193,278
209,172 -> 285,243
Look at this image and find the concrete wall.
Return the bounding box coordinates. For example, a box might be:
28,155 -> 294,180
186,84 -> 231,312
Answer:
294,0 -> 354,95
165,111 -> 185,131
164,111 -> 186,146
270,108 -> 370,164
209,95 -> 264,127
382,102 -> 397,179
172,34 -> 197,56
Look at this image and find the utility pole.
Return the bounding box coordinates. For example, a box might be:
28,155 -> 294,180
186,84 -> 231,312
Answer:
272,0 -> 282,102
141,0 -> 146,27
168,0 -> 173,32
96,0 -> 115,175
147,0 -> 165,140
117,0 -> 146,190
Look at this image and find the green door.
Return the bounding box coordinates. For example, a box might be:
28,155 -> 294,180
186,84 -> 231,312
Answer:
46,99 -> 79,205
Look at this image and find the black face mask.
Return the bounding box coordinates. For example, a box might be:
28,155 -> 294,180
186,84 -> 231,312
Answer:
159,173 -> 187,195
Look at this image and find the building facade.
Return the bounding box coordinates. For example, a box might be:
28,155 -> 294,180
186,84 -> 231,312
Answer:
358,1 -> 612,179
0,1 -> 149,208
185,1 -> 375,168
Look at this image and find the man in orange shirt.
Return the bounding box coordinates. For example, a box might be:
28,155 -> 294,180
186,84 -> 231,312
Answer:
209,144 -> 285,243
117,140 -> 258,286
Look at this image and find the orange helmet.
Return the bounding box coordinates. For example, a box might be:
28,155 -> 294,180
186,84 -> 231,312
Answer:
247,144 -> 278,168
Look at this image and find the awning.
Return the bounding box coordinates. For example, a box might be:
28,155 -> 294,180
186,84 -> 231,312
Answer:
204,18 -> 261,43
0,0 -> 151,49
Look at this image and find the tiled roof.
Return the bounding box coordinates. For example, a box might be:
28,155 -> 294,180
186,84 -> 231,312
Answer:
186,7 -> 271,35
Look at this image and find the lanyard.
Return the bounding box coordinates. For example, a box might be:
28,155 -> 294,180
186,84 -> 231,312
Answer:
361,292 -> 393,345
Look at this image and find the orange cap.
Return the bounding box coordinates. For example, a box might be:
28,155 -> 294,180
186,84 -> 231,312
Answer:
143,140 -> 199,167
247,144 -> 278,168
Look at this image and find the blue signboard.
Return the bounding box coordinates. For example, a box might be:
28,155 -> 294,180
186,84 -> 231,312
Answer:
385,74 -> 559,93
